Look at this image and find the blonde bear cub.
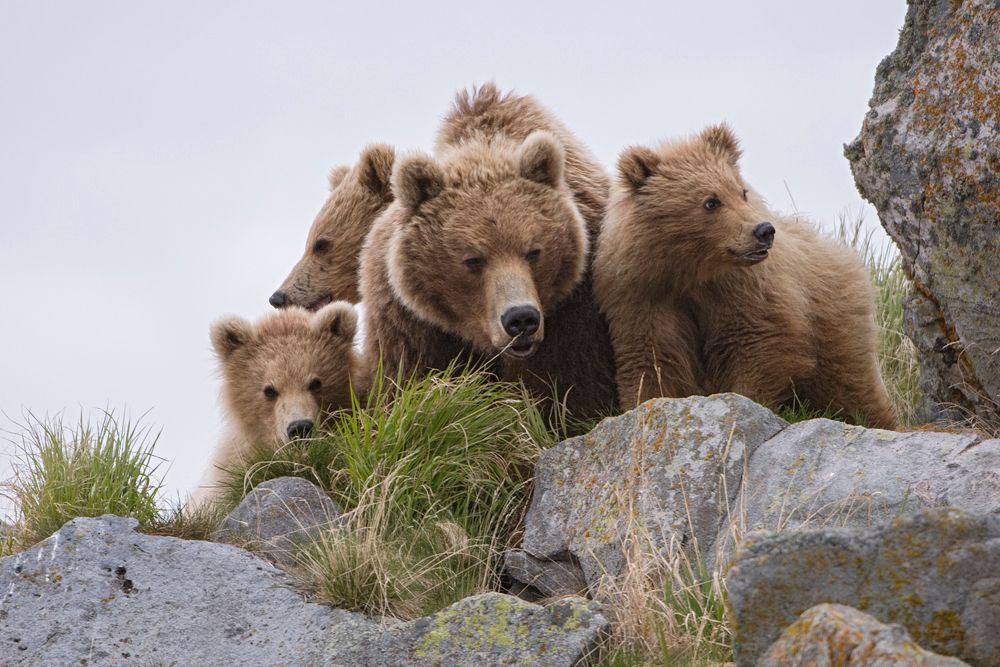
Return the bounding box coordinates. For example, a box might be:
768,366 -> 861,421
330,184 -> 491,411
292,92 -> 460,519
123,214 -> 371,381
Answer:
190,302 -> 368,506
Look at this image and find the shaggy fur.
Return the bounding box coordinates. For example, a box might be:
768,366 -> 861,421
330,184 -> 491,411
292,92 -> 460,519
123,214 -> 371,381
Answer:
360,83 -> 617,420
272,144 -> 395,307
594,125 -> 895,428
191,302 -> 369,505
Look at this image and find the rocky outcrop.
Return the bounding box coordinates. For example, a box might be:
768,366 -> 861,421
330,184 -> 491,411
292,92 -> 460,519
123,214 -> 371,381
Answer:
715,419 -> 1000,557
728,508 -> 1000,666
0,515 -> 607,666
519,393 -> 786,593
760,603 -> 970,666
845,0 -> 1000,426
212,476 -> 342,567
516,395 -> 1000,594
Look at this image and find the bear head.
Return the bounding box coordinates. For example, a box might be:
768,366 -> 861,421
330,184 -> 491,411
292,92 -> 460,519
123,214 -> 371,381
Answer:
611,124 -> 776,290
385,131 -> 587,359
211,302 -> 359,446
271,144 -> 395,308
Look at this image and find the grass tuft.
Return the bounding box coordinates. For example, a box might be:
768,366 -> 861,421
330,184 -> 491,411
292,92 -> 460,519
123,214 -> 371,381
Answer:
220,363 -> 551,618
6,410 -> 163,548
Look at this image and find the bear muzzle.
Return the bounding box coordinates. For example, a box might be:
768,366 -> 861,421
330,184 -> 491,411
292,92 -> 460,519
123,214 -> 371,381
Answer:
500,305 -> 541,359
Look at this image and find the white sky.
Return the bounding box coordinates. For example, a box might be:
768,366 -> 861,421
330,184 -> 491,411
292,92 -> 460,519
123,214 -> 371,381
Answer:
0,1 -> 908,514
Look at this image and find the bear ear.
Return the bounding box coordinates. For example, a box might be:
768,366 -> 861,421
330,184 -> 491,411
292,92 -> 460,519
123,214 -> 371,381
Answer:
617,146 -> 661,191
313,301 -> 357,342
700,124 -> 742,166
328,165 -> 351,191
357,143 -> 396,197
517,131 -> 565,188
211,316 -> 254,360
392,153 -> 445,211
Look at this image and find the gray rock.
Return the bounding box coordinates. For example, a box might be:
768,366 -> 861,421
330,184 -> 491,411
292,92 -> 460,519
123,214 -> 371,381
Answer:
0,515 -> 608,666
714,419 -> 1000,559
504,549 -> 588,598
332,592 -> 608,666
728,508 -> 1000,666
845,0 -> 1000,426
0,514 -> 374,666
760,603 -> 970,666
212,476 -> 342,567
520,394 -> 786,591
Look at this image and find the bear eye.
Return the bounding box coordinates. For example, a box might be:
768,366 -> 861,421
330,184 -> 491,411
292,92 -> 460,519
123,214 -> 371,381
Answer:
526,249 -> 541,262
703,197 -> 722,211
463,257 -> 486,271
742,189 -> 748,201
312,239 -> 331,254
263,386 -> 279,400
308,378 -> 322,392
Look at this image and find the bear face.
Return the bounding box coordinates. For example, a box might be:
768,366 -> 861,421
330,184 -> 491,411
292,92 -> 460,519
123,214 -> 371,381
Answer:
612,125 -> 776,291
384,131 -> 588,359
271,144 -> 395,308
210,302 -> 360,446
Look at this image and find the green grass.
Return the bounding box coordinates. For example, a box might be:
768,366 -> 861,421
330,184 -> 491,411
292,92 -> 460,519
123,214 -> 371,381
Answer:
6,410 -> 164,548
219,363 -> 552,618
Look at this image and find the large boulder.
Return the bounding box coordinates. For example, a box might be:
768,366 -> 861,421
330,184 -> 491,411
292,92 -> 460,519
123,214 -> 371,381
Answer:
760,603 -> 970,666
212,476 -> 343,568
0,515 -> 608,666
728,508 -> 1000,666
519,394 -> 787,592
714,419 -> 1000,559
845,0 -> 1000,425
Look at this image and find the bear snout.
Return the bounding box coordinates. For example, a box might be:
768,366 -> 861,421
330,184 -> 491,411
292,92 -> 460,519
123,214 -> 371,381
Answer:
501,305 -> 541,338
269,290 -> 288,308
286,419 -> 314,439
753,222 -> 775,248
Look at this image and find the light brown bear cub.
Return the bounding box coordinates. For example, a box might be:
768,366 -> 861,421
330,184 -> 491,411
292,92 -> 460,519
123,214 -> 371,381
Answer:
190,302 -> 368,505
594,125 -> 895,428
270,144 -> 395,309
359,84 -> 617,420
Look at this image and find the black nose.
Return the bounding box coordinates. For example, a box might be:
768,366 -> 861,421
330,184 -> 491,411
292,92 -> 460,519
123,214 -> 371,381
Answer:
753,222 -> 775,247
269,291 -> 288,308
501,305 -> 541,338
286,419 -> 314,439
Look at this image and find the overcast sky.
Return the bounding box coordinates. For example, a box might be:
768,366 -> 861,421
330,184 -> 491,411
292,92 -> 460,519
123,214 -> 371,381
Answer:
0,1 -> 908,514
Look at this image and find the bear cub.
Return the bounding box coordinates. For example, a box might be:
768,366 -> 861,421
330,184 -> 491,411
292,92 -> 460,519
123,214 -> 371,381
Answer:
270,144 -> 395,309
190,302 -> 368,505
594,125 -> 895,428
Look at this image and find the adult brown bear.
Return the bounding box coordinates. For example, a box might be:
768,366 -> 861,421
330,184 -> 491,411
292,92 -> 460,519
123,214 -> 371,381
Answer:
360,84 -> 617,421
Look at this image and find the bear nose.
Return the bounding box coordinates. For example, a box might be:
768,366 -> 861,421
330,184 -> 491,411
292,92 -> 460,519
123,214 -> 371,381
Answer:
286,419 -> 314,439
269,291 -> 288,308
753,222 -> 775,247
501,305 -> 541,338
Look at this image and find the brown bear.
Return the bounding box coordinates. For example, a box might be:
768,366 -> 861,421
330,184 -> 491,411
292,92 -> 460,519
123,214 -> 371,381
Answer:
269,144 -> 395,308
359,84 -> 617,420
190,302 -> 369,505
593,124 -> 896,428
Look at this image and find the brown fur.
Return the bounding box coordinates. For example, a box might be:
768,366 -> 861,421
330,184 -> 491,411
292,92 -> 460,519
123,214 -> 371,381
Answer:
594,125 -> 896,428
191,302 -> 369,504
360,84 -> 617,420
273,144 -> 395,308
